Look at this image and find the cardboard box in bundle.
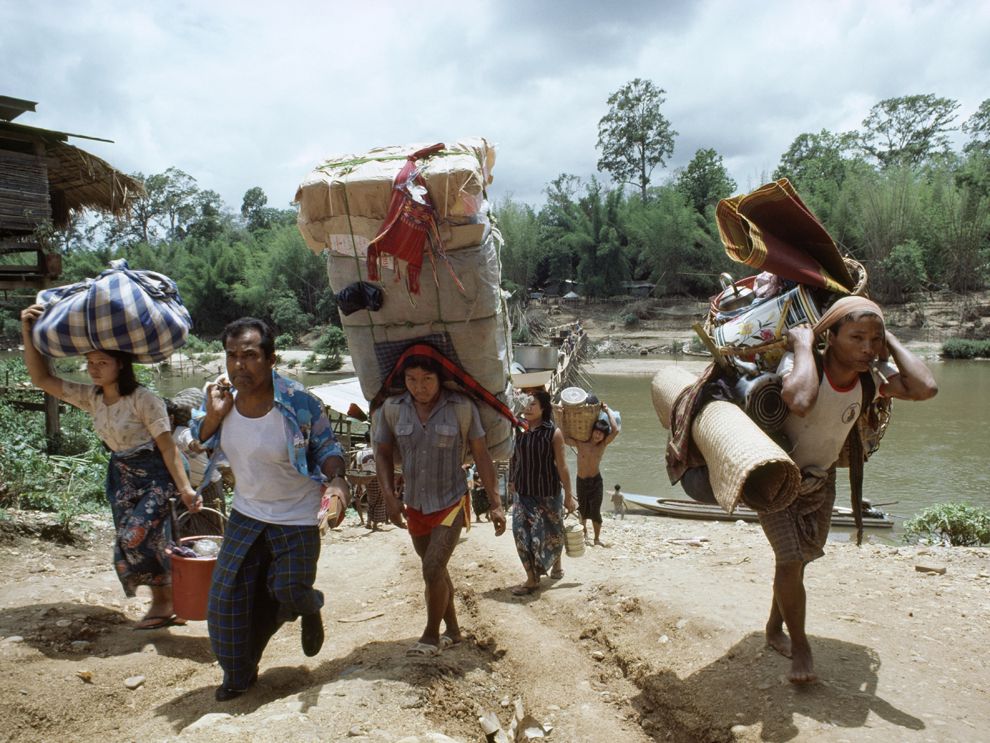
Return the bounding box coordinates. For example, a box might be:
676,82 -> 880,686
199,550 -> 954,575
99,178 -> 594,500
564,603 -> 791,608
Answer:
295,138 -> 496,256
296,137 -> 512,460
298,214 -> 490,257
329,234 -> 503,328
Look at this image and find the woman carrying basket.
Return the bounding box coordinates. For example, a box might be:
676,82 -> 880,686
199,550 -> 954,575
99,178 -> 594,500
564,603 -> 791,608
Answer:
20,304 -> 201,630
508,388 -> 576,595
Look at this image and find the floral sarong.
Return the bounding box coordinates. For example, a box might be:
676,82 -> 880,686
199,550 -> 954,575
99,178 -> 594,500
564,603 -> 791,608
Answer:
105,446 -> 176,596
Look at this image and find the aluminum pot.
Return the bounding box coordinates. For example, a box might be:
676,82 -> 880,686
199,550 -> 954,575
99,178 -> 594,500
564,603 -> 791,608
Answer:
513,344 -> 560,371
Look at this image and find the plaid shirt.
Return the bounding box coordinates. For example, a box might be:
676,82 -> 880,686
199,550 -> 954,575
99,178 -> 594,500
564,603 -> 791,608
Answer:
374,389 -> 484,514
191,370 -> 344,483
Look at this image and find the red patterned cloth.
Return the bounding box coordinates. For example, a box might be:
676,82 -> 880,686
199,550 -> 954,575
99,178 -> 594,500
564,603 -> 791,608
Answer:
367,143 -> 463,294
372,342 -> 527,433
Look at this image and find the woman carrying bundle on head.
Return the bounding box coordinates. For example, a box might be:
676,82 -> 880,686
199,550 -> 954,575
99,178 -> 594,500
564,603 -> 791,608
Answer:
20,304 -> 201,630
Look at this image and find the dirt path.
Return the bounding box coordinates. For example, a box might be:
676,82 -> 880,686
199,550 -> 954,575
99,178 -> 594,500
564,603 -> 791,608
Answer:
2,508 -> 988,742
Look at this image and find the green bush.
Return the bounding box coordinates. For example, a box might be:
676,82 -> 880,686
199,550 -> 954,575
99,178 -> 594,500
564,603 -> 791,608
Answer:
275,333 -> 296,349
304,326 -> 347,371
622,314 -> 640,329
183,334 -> 223,354
0,359 -> 109,523
903,503 -> 990,546
880,240 -> 927,302
941,338 -> 990,359
270,292 -> 314,337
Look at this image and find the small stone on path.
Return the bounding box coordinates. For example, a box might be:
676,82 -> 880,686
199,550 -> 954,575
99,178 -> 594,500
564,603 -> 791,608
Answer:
124,675 -> 145,690
915,564 -> 947,575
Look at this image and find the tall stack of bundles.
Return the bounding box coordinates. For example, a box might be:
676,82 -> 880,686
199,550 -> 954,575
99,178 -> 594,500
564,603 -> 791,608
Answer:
294,139 -> 513,461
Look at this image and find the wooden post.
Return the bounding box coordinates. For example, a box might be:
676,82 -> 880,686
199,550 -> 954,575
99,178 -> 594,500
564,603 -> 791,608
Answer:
44,391 -> 61,454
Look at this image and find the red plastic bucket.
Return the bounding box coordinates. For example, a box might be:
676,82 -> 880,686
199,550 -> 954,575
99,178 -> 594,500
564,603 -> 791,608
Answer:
170,536 -> 222,621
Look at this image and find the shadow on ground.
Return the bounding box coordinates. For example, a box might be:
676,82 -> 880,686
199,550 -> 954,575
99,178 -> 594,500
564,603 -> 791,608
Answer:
628,632 -> 925,742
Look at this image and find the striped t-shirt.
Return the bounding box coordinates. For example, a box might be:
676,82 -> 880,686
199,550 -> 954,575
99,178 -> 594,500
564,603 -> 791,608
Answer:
510,420 -> 560,502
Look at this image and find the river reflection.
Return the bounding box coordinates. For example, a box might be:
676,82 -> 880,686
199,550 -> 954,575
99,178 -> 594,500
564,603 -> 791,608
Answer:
569,360 -> 989,535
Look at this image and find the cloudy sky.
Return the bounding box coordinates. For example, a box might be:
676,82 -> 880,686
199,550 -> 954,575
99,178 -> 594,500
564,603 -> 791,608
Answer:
3,0 -> 989,213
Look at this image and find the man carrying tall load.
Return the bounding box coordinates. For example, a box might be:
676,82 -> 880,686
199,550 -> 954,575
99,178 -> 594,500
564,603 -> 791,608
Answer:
760,297 -> 936,683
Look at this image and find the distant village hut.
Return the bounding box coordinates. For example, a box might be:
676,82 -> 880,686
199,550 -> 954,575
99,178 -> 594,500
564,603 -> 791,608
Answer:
0,95 -> 143,290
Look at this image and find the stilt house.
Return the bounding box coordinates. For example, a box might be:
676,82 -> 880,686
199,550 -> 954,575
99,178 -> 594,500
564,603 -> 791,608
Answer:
0,95 -> 143,290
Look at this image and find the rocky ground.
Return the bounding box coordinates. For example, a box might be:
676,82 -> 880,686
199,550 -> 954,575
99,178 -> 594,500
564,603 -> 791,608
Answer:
1,504 -> 988,743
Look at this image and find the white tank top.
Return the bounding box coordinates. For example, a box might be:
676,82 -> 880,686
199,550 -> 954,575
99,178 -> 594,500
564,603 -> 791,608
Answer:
222,406 -> 323,526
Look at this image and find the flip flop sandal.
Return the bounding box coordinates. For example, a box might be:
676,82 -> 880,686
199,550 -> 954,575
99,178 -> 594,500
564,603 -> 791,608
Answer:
134,614 -> 180,631
550,569 -> 564,579
438,634 -> 462,649
510,584 -> 538,596
406,641 -> 441,657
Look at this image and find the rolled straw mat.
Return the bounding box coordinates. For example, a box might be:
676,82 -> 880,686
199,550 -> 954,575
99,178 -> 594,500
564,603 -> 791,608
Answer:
651,365 -> 800,514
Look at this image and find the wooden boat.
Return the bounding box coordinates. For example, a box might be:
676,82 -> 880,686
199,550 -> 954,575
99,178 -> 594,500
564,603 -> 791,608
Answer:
621,494 -> 894,529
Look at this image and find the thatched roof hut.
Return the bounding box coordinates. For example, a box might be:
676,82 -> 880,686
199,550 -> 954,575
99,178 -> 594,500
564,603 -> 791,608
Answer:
1,96 -> 143,288
1,97 -> 144,230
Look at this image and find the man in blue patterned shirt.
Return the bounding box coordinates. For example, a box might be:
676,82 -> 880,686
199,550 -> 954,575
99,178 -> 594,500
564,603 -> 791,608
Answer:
192,317 -> 349,701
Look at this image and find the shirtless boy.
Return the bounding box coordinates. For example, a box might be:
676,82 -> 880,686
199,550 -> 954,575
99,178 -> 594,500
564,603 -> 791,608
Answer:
563,404 -> 620,545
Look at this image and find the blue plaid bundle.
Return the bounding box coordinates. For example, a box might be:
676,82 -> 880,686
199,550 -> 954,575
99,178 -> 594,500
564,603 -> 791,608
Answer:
33,259 -> 192,363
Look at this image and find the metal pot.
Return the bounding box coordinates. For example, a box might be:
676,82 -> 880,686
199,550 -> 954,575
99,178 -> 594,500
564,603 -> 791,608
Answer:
715,272 -> 755,313
513,344 -> 560,371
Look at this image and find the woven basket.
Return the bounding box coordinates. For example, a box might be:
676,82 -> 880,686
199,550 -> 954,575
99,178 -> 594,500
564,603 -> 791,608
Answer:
553,402 -> 601,442
651,365 -> 800,514
844,256 -> 869,296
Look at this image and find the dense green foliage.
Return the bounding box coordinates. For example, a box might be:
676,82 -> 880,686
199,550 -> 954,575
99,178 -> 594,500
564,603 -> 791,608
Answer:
0,359 -> 109,528
941,338 -> 990,359
903,502 -> 990,546
496,88 -> 990,304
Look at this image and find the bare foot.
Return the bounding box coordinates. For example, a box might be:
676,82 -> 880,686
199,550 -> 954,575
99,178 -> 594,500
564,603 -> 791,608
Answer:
766,627 -> 792,658
789,644 -> 817,684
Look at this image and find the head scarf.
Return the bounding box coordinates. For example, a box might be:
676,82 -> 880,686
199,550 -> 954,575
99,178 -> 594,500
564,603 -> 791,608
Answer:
813,296 -> 885,336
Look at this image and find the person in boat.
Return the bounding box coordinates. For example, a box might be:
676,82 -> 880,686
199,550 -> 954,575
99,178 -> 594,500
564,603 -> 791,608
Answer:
509,387 -> 576,594
191,317 -> 350,701
20,304 -> 201,630
563,404 -> 620,545
373,354 -> 506,657
688,296 -> 937,683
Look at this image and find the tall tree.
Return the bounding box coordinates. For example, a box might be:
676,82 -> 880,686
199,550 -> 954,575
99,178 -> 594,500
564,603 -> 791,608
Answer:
962,98 -> 990,155
859,94 -> 960,167
240,186 -> 294,232
622,185 -> 716,295
494,196 -> 541,293
773,129 -> 867,226
675,148 -> 737,213
596,78 -> 677,202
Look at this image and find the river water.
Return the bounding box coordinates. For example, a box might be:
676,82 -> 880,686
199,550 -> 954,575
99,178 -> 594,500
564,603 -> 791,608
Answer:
574,360 -> 989,535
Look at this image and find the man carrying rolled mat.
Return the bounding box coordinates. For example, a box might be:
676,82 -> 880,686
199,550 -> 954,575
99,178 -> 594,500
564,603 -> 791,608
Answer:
192,317 -> 349,701
680,296 -> 937,682
701,297 -> 937,682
